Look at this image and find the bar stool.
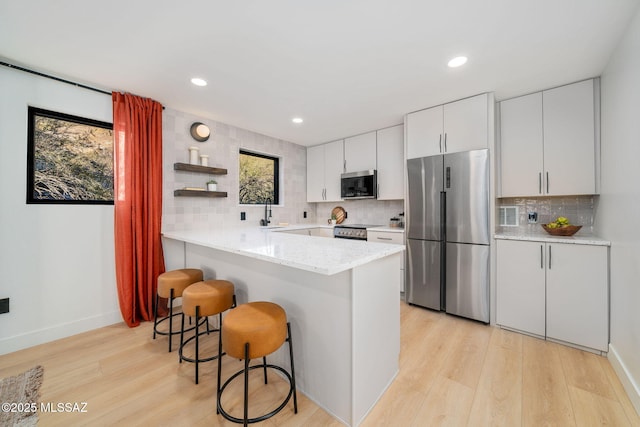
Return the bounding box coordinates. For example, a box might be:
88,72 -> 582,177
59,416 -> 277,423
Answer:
153,268 -> 203,352
217,301 -> 297,426
179,280 -> 235,384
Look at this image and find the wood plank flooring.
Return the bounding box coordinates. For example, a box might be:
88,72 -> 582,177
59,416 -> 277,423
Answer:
0,301 -> 637,426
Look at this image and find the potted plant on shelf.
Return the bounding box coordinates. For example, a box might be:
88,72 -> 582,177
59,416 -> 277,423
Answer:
206,179 -> 217,191
328,213 -> 337,225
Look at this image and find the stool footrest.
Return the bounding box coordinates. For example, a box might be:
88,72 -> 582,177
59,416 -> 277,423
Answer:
217,363 -> 295,424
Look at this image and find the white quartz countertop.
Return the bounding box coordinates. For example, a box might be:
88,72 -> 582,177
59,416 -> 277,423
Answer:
494,228 -> 610,246
163,226 -> 405,276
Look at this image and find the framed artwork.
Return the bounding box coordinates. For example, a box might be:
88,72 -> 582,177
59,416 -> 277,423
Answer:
26,107 -> 114,204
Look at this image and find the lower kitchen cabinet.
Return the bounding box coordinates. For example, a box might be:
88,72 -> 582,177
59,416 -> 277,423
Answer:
496,239 -> 608,352
368,229 -> 405,293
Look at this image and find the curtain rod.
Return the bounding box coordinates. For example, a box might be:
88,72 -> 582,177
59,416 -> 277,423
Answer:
1,60 -> 112,96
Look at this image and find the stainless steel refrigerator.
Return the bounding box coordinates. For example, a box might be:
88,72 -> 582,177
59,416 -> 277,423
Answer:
406,149 -> 490,323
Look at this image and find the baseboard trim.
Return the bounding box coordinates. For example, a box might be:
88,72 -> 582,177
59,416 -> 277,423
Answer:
0,310 -> 123,356
608,343 -> 640,416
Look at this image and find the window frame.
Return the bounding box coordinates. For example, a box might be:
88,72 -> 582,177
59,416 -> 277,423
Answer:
238,149 -> 280,205
26,106 -> 114,205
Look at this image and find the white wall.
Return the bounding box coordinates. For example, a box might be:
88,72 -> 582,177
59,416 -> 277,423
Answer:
598,4 -> 640,413
0,66 -> 120,355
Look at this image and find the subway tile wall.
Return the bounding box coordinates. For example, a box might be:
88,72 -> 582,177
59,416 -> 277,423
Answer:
315,200 -> 404,226
162,108 -> 316,232
496,195 -> 598,233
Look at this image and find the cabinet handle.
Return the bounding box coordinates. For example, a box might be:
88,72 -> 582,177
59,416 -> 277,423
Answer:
377,237 -> 393,241
546,172 -> 550,194
439,134 -> 442,153
344,160 -> 346,173
538,172 -> 542,194
444,133 -> 448,152
540,245 -> 543,269
548,245 -> 552,269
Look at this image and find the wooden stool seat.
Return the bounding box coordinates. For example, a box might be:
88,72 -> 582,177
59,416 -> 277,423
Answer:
217,301 -> 297,425
179,280 -> 236,384
153,268 -> 203,352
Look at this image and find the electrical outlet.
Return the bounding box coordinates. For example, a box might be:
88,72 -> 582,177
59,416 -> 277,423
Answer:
240,212 -> 246,221
303,211 -> 307,219
0,298 -> 9,314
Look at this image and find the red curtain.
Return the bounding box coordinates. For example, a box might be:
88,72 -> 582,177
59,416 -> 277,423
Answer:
112,92 -> 165,327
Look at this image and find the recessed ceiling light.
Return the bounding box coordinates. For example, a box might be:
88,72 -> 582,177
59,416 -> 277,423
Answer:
447,56 -> 468,68
190,77 -> 207,87
292,117 -> 303,124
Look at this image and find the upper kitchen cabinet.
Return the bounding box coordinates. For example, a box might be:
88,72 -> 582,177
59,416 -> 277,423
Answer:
344,131 -> 376,172
499,78 -> 598,197
406,93 -> 490,159
307,139 -> 344,202
376,125 -> 404,200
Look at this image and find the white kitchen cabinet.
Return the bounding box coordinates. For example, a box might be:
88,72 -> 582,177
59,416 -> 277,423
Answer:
545,243 -> 608,352
306,139 -> 344,202
496,239 -> 608,352
496,239 -> 546,336
376,125 -> 404,200
368,229 -> 405,292
406,93 -> 489,159
344,131 -> 376,173
499,79 -> 597,197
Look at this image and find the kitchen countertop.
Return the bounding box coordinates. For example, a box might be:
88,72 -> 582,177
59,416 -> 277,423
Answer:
163,226 -> 405,276
494,228 -> 611,246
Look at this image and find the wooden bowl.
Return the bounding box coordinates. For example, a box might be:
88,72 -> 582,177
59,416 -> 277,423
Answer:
541,224 -> 582,236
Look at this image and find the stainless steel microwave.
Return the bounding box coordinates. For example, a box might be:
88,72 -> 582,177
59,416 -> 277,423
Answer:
341,170 -> 377,199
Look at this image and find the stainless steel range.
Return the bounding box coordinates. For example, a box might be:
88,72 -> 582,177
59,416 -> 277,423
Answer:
333,224 -> 381,240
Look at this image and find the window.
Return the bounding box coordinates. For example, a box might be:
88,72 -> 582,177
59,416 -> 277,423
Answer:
239,150 -> 279,204
27,107 -> 114,204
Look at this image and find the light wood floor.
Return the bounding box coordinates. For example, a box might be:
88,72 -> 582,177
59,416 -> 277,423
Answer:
1,302 -> 638,426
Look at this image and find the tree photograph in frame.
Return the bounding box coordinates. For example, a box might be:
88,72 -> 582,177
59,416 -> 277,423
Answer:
27,107 -> 114,204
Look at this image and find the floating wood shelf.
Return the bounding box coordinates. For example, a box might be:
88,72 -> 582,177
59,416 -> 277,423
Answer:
174,162 -> 227,175
174,189 -> 228,198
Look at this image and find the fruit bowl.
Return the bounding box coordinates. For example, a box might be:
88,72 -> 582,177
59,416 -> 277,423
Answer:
541,224 -> 582,236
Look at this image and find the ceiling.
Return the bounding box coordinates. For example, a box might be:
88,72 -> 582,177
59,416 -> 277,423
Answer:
1,0 -> 638,146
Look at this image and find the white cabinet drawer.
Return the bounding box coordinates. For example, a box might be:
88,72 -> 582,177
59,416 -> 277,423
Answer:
367,231 -> 404,245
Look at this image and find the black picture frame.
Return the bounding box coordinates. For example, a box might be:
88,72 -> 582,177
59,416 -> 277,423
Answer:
26,107 -> 114,205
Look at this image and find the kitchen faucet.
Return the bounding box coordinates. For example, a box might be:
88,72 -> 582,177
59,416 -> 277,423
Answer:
261,198 -> 272,226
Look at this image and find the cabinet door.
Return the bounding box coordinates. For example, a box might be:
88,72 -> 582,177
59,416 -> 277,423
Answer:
496,240 -> 546,336
499,92 -> 544,197
344,131 -> 376,172
406,105 -> 443,159
546,244 -> 608,351
543,79 -> 596,195
307,144 -> 325,202
443,93 -> 488,154
324,139 -> 344,202
376,125 -> 404,200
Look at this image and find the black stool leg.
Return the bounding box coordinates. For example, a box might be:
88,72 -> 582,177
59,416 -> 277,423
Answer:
244,342 -> 250,427
195,305 -> 200,384
168,288 -> 175,352
262,356 -> 268,384
153,291 -> 159,339
287,322 -> 298,413
216,313 -> 223,414
179,312 -> 185,364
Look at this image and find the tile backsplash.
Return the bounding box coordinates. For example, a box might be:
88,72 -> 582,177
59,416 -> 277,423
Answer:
315,200 -> 405,227
162,108 -> 315,232
496,195 -> 598,233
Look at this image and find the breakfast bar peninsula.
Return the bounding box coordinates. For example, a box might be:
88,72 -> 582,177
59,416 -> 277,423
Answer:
162,226 -> 404,426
